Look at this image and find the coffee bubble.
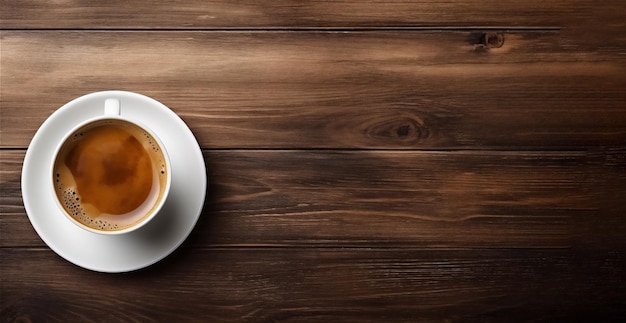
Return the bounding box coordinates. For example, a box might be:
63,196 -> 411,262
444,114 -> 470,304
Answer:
143,132 -> 160,152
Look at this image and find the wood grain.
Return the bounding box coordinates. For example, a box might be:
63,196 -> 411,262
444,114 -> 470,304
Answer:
2,31 -> 625,149
1,248 -> 625,322
3,149 -> 625,248
0,0 -> 614,29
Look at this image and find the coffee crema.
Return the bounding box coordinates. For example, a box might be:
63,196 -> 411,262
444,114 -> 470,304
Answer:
53,119 -> 168,231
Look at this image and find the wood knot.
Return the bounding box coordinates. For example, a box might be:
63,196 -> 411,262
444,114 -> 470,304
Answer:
397,125 -> 410,137
366,115 -> 430,146
481,32 -> 505,48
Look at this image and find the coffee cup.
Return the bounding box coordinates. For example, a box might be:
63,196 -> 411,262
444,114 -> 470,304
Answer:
51,98 -> 171,235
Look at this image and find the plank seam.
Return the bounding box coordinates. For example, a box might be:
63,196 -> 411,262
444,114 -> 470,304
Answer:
0,27 -> 561,32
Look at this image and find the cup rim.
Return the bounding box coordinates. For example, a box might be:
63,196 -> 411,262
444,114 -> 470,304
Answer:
50,115 -> 172,235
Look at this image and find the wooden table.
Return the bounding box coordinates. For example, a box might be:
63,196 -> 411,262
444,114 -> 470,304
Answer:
1,1 -> 625,321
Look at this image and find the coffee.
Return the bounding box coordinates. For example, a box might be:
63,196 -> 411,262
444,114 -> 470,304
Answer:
53,119 -> 168,231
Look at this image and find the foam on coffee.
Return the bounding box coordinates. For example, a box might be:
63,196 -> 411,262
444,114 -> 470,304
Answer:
53,119 -> 168,231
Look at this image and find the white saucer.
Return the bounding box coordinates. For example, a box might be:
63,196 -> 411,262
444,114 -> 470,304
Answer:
22,91 -> 207,273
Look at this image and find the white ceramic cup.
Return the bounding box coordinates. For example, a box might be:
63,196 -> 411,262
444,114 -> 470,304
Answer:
51,97 -> 171,235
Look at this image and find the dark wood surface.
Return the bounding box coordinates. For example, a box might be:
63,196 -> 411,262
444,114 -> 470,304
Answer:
1,1 -> 626,322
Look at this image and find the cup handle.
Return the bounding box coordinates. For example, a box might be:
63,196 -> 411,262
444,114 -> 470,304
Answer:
104,98 -> 121,116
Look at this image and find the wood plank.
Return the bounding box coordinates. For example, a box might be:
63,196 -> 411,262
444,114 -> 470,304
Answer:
2,31 -> 625,149
0,0 -> 613,29
0,150 -> 31,247
1,247 -> 624,321
3,149 -> 625,248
